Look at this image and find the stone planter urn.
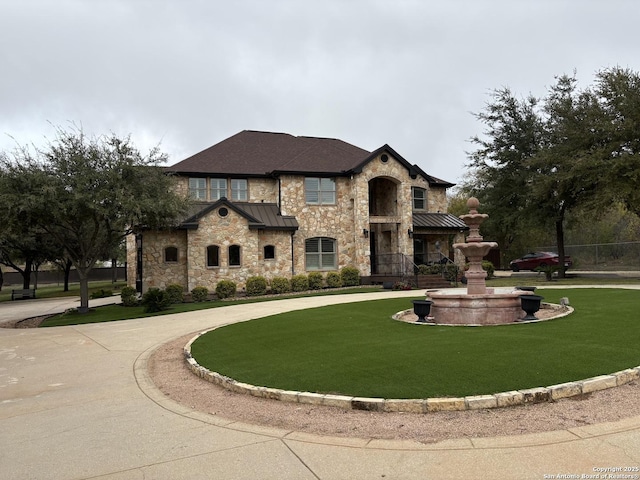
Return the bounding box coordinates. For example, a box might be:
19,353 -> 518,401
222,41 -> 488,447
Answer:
519,294 -> 544,321
412,300 -> 434,323
516,286 -> 537,292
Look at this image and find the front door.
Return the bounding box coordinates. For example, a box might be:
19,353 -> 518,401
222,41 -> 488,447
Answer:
413,237 -> 427,266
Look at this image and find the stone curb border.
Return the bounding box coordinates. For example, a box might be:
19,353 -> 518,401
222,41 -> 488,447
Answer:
183,327 -> 640,414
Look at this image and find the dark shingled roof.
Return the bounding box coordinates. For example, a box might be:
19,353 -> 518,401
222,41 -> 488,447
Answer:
413,213 -> 468,230
180,199 -> 298,231
167,130 -> 455,187
169,130 -> 371,176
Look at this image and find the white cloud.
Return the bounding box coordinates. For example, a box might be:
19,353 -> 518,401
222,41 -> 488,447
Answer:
1,0 -> 638,184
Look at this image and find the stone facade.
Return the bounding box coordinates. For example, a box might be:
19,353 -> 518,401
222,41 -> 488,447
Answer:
132,230 -> 189,290
129,141 -> 461,293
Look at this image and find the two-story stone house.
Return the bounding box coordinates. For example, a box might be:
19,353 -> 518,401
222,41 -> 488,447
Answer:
127,130 -> 467,292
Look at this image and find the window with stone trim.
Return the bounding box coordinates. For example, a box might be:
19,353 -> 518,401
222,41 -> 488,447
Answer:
206,245 -> 220,267
305,177 -> 335,205
164,246 -> 178,263
264,245 -> 275,260
412,187 -> 427,210
231,179 -> 248,201
305,237 -> 336,270
228,244 -> 241,266
210,179 -> 227,201
189,178 -> 207,200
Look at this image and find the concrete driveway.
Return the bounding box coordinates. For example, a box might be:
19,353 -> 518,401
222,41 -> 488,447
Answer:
1,290 -> 639,479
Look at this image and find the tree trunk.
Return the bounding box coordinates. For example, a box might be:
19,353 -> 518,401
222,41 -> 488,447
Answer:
63,259 -> 72,292
0,267 -> 3,292
22,258 -> 33,289
77,269 -> 90,313
556,218 -> 566,279
111,258 -> 117,284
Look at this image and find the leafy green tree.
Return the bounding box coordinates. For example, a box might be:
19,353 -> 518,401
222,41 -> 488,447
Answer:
466,68 -> 640,276
0,157 -> 64,289
591,67 -> 640,217
466,87 -> 548,267
1,126 -> 188,311
528,73 -> 604,275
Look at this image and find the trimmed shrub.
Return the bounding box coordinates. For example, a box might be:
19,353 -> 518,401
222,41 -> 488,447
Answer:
442,264 -> 459,282
326,271 -> 342,288
291,274 -> 309,292
90,288 -> 113,299
215,280 -> 237,299
270,276 -> 291,294
417,264 -> 430,275
165,284 -> 184,304
246,276 -> 268,296
141,288 -> 172,313
482,261 -> 495,279
121,286 -> 138,307
308,272 -> 323,290
191,286 -> 209,302
340,266 -> 360,287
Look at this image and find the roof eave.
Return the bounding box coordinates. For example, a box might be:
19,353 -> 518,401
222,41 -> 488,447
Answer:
269,170 -> 352,177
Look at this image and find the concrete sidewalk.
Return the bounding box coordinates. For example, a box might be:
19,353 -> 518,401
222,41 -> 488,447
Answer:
1,290 -> 639,479
0,295 -> 119,326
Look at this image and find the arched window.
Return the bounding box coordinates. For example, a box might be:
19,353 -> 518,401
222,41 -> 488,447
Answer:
229,245 -> 241,266
263,245 -> 275,260
305,237 -> 336,271
164,246 -> 178,263
206,245 -> 220,267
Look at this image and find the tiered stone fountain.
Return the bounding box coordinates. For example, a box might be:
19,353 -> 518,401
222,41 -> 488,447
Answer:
427,197 -> 524,325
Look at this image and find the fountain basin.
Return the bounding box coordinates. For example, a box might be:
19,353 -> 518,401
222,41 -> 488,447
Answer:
428,290 -> 524,325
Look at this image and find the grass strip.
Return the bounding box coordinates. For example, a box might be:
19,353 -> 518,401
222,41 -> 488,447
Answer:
39,286 -> 383,327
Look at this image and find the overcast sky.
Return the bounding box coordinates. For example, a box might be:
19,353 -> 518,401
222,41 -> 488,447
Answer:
1,0 -> 638,186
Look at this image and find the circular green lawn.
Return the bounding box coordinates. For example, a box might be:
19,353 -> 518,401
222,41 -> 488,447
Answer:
190,288 -> 640,399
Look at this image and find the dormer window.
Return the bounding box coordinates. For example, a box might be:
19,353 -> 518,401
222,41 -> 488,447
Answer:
305,177 -> 335,205
412,187 -> 426,210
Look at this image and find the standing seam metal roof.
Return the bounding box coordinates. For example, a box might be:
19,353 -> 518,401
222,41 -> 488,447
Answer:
412,213 -> 468,230
180,200 -> 298,231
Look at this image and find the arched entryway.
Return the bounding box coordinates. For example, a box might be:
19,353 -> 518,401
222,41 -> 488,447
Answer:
367,177 -> 403,275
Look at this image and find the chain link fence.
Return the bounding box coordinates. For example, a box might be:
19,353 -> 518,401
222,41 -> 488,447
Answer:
536,242 -> 640,271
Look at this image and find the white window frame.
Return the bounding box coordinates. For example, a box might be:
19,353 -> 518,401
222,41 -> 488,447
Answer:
189,178 -> 207,200
231,179 -> 248,201
305,177 -> 336,205
210,178 -> 228,201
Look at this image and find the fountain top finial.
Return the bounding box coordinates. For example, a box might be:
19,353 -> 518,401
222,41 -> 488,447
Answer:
467,197 -> 480,213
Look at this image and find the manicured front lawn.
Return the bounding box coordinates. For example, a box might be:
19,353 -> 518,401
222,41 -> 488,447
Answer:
190,288 -> 640,399
39,286 -> 384,327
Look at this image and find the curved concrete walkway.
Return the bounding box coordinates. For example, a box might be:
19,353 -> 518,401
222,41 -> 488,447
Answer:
1,289 -> 639,479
